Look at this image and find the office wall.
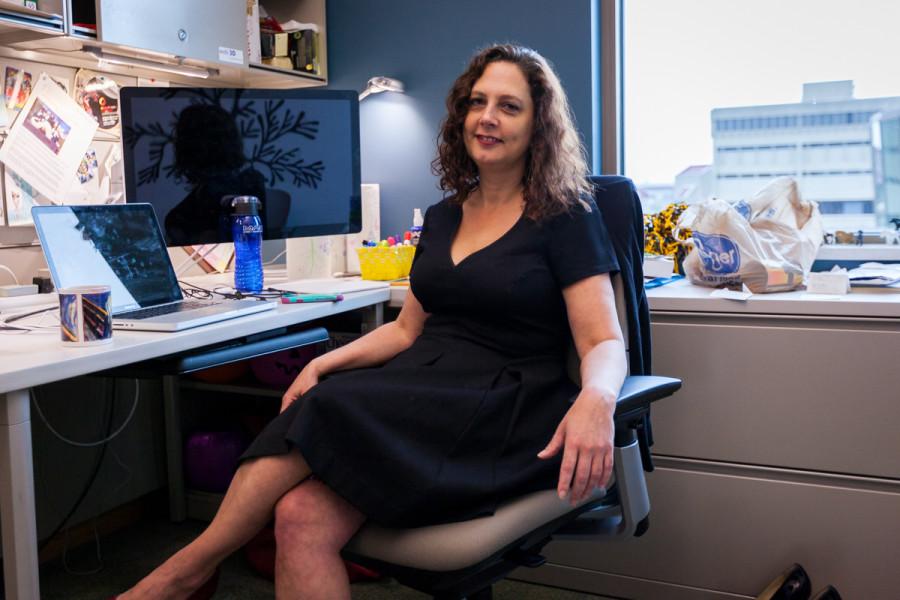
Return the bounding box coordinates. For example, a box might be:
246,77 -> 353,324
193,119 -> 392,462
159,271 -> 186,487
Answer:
326,0 -> 597,236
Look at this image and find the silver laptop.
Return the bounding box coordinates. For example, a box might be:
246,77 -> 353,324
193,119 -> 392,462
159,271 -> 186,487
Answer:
32,204 -> 275,332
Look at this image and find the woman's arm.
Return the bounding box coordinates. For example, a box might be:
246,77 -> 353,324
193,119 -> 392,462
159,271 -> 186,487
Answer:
281,287 -> 430,411
537,272 -> 627,505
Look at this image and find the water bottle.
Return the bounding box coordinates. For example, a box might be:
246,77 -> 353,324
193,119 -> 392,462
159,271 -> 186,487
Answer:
231,196 -> 264,293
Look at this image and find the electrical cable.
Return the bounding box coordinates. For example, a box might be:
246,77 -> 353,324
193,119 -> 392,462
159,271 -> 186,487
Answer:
0,264 -> 20,285
31,381 -> 140,447
2,305 -> 57,324
263,248 -> 287,266
178,279 -> 282,301
36,380 -> 121,554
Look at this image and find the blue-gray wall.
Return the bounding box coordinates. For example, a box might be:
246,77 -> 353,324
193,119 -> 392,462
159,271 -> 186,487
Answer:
326,0 -> 597,236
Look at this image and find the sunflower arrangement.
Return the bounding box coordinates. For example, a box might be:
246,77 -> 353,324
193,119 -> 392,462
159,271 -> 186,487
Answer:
644,202 -> 692,274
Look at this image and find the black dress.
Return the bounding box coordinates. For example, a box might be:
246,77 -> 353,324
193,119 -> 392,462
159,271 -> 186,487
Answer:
241,197 -> 619,527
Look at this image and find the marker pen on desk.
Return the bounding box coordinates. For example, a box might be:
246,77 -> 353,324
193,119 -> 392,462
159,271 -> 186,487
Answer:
281,294 -> 344,304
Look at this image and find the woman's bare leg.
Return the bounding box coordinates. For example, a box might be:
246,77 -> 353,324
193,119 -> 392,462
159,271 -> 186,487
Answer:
274,479 -> 366,599
120,452 -> 311,600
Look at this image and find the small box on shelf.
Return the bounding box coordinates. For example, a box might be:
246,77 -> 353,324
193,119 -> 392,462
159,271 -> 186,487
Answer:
287,28 -> 320,75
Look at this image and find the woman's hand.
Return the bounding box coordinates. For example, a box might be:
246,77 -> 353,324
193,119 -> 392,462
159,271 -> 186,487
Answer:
280,359 -> 322,413
537,389 -> 615,506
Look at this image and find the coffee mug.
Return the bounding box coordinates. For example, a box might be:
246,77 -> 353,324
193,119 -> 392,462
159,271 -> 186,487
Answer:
59,285 -> 113,346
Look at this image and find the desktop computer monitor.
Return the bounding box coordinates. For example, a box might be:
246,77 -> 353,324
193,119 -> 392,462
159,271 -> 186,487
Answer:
120,87 -> 361,247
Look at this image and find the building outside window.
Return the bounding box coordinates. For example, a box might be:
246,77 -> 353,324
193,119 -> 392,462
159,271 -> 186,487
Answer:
623,0 -> 900,234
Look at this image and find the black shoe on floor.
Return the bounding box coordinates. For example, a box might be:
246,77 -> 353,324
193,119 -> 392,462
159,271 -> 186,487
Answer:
756,563 -> 812,600
810,585 -> 842,600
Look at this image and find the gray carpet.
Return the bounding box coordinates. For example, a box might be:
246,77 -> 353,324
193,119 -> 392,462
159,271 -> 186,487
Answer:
36,517 -> 603,599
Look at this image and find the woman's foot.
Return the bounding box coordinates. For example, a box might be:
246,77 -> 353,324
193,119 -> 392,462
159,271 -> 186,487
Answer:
118,563 -> 219,600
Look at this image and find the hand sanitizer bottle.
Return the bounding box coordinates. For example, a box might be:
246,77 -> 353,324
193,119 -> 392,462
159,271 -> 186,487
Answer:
410,208 -> 424,246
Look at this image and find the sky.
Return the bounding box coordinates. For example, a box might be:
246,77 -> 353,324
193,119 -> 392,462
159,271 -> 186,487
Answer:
623,0 -> 900,185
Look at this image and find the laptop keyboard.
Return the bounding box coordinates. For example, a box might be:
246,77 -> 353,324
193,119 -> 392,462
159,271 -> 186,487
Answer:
117,300 -> 219,320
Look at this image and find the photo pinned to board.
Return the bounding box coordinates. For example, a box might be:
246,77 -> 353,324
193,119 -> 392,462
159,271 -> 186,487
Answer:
78,148 -> 99,183
4,66 -> 32,114
1,67 -> 68,130
23,98 -> 72,155
2,168 -> 42,226
74,68 -> 120,137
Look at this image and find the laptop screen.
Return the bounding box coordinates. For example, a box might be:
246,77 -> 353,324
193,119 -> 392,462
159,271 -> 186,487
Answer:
32,204 -> 183,313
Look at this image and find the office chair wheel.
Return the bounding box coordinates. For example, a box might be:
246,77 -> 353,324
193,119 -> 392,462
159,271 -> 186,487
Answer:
756,563 -> 811,600
634,515 -> 650,537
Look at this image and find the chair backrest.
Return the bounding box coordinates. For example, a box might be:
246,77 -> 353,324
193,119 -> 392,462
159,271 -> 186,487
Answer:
567,174 -> 646,385
565,273 -> 630,385
587,175 -> 651,377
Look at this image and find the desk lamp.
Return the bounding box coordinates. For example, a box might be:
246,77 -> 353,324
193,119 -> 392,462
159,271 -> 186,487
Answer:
359,76 -> 405,101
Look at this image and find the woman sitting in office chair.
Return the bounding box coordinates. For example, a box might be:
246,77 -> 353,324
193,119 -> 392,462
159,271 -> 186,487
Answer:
118,43 -> 627,600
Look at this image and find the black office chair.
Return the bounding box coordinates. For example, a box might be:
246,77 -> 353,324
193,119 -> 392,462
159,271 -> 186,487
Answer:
341,176 -> 682,599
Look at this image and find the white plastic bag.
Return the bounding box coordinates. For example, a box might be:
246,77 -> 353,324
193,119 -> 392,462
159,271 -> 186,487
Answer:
678,178 -> 823,293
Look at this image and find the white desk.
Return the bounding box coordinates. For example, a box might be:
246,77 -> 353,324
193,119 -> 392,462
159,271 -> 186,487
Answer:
0,286 -> 389,600
646,277 -> 900,318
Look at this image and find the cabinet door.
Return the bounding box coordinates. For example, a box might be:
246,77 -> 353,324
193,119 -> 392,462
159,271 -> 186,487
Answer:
527,466 -> 900,599
96,0 -> 245,66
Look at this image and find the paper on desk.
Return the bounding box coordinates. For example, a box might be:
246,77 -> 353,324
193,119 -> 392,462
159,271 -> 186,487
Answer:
709,285 -> 753,301
846,262 -> 900,287
0,74 -> 98,201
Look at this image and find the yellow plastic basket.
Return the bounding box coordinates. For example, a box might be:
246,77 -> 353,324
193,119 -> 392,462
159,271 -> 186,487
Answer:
356,245 -> 416,280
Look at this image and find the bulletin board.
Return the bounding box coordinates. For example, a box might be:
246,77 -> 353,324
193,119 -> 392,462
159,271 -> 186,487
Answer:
0,56 -> 135,240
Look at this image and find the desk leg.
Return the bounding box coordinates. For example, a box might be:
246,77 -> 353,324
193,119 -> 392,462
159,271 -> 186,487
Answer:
0,388 -> 41,600
361,303 -> 384,333
162,375 -> 187,522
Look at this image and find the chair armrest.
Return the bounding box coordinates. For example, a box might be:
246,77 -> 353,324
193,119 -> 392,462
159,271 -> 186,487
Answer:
614,375 -> 682,423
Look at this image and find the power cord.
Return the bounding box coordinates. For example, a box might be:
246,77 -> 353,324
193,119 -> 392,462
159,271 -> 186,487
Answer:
31,381 -> 140,447
178,279 -> 283,301
0,264 -> 20,284
263,248 -> 287,266
61,441 -> 136,575
2,306 -> 57,324
34,380 -> 139,554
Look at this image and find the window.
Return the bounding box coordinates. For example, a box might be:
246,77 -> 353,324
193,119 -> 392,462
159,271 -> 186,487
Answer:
623,0 -> 900,233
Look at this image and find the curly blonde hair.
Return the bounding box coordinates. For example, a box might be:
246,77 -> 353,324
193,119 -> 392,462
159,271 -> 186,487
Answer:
432,44 -> 591,220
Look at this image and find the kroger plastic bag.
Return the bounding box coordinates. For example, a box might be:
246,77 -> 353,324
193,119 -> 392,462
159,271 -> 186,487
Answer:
677,178 -> 823,293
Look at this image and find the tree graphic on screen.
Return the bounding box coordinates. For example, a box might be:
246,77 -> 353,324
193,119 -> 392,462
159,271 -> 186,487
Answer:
123,88 -> 325,189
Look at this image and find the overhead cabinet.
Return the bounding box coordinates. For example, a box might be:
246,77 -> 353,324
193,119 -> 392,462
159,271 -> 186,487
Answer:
68,0 -> 245,66
0,1 -> 65,43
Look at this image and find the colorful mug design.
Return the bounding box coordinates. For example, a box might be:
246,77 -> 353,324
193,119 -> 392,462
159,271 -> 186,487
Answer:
59,285 -> 113,346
